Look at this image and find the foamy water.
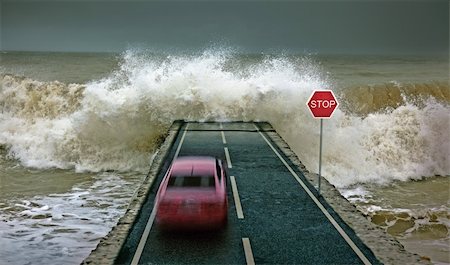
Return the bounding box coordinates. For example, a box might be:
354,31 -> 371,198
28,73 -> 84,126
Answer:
1,51 -> 448,184
0,50 -> 449,264
0,171 -> 144,265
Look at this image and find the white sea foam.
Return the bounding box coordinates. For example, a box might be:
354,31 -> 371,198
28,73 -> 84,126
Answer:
0,50 -> 448,187
284,98 -> 450,187
0,172 -> 142,265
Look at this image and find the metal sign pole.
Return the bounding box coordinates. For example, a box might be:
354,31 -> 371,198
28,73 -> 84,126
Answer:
318,118 -> 323,196
307,89 -> 338,197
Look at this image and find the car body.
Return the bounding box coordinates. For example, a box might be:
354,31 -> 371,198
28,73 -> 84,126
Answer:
155,156 -> 228,230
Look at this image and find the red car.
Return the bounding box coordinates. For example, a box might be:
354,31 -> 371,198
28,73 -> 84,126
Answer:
155,156 -> 228,230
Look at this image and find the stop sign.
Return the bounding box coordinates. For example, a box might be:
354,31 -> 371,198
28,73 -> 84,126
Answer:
307,90 -> 339,118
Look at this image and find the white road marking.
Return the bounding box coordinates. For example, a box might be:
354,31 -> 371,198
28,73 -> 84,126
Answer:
220,122 -> 223,129
174,123 -> 190,158
130,123 -> 190,265
242,237 -> 255,265
224,147 -> 232,168
230,176 -> 244,219
253,123 -> 372,265
130,203 -> 158,265
221,131 -> 227,144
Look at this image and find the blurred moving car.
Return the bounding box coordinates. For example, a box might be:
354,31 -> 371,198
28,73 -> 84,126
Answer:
155,156 -> 228,230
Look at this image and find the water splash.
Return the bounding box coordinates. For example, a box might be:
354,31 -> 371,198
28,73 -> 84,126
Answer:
1,50 -> 448,187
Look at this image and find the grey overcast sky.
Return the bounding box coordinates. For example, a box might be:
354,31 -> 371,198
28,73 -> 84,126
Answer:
0,0 -> 448,54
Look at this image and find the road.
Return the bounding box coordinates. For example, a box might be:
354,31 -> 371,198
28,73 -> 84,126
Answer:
115,122 -> 380,265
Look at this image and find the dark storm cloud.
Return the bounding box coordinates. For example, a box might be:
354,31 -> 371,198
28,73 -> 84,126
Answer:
0,0 -> 448,54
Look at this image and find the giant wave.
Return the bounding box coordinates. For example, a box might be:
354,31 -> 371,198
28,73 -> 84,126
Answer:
0,50 -> 448,187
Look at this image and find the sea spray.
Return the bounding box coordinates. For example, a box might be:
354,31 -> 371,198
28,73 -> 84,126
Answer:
1,50 -> 449,264
1,50 -> 449,186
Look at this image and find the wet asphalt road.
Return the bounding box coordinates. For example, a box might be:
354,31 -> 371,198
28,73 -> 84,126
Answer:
115,122 -> 380,265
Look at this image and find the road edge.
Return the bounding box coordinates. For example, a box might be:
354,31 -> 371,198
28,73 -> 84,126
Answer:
257,122 -> 430,265
81,120 -> 184,265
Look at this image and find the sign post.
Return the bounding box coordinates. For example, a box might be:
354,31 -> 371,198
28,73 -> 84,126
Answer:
307,90 -> 339,196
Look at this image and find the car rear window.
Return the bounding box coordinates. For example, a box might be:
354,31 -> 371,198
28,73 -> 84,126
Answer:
168,176 -> 215,188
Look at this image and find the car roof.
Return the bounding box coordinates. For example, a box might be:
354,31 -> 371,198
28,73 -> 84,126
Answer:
171,156 -> 216,177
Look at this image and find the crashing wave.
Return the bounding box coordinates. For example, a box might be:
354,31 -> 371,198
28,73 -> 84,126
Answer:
0,51 -> 448,187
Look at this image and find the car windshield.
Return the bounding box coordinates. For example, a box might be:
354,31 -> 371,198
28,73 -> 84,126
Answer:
168,175 -> 215,188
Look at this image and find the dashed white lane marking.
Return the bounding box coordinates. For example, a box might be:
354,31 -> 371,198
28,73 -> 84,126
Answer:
253,123 -> 372,265
130,123 -> 190,265
221,131 -> 227,144
224,147 -> 233,168
230,176 -> 244,219
242,237 -> 256,265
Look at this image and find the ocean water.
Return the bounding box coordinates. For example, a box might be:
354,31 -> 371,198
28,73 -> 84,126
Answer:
0,50 -> 449,264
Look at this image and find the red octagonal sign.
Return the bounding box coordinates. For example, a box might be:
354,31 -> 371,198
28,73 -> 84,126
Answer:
307,90 -> 339,118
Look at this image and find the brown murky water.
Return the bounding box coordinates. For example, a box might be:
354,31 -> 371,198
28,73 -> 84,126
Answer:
1,51 -> 448,264
0,150 -> 145,264
341,177 -> 450,263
